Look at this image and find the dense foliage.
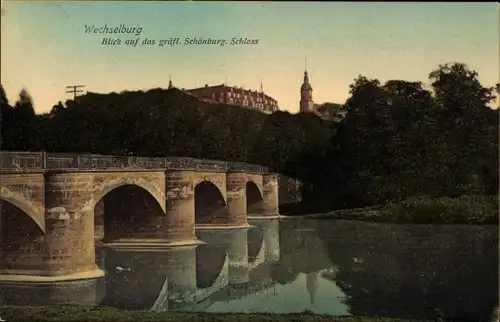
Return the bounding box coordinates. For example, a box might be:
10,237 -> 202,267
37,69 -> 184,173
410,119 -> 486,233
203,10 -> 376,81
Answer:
1,63 -> 498,211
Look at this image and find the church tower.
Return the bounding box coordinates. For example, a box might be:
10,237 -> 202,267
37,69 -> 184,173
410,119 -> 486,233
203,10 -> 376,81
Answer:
299,59 -> 314,113
168,74 -> 174,89
306,271 -> 319,305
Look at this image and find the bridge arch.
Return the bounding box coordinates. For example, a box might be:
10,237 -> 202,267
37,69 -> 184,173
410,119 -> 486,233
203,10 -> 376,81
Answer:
246,181 -> 263,216
82,178 -> 166,214
85,180 -> 166,243
0,186 -> 45,234
194,181 -> 227,225
0,195 -> 45,272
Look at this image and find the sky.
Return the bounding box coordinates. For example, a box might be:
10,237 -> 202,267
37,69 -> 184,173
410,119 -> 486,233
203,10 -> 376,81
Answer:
207,272 -> 350,315
1,1 -> 499,114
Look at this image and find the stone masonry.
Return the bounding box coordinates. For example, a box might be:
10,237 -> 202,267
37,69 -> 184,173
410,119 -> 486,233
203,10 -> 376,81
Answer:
0,168 -> 280,281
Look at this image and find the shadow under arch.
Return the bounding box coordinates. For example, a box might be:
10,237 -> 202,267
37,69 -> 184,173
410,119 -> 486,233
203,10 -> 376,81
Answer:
196,242 -> 228,289
194,181 -> 227,226
94,184 -> 165,243
247,225 -> 264,263
0,187 -> 45,233
0,200 -> 45,271
246,181 -> 263,216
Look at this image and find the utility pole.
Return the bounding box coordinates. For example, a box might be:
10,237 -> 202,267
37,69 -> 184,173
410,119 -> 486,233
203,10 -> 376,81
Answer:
65,85 -> 86,101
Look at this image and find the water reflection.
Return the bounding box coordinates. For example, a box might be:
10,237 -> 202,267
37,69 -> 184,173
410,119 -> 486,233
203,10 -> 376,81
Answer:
0,279 -> 101,306
1,218 -> 496,320
316,220 -> 499,322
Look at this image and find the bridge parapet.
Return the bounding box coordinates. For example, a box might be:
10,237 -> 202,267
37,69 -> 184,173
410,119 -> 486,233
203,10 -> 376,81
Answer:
0,152 -> 270,173
227,161 -> 270,173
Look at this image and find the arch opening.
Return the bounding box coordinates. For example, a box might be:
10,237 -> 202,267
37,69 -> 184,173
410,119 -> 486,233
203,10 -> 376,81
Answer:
194,181 -> 227,225
94,184 -> 165,243
0,200 -> 45,271
246,181 -> 263,216
247,225 -> 264,264
196,243 -> 227,289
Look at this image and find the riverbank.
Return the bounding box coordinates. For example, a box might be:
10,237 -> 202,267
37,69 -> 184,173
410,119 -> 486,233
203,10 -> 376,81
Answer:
282,195 -> 499,225
0,306 -> 432,322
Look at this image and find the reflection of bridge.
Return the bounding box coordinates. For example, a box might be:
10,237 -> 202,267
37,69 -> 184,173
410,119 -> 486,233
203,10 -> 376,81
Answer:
0,151 -> 283,282
0,219 -> 335,314
0,219 -> 281,310
100,219 -> 281,312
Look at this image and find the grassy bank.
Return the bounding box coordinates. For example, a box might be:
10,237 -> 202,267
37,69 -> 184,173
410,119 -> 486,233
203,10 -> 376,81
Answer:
302,195 -> 499,225
0,306 -> 432,322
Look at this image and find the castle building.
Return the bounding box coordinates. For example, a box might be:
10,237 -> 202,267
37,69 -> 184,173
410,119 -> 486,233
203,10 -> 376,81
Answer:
185,81 -> 279,114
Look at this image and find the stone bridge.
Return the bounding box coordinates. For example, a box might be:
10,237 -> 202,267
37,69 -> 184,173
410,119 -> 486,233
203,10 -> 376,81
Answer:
0,219 -> 281,311
0,151 -> 282,282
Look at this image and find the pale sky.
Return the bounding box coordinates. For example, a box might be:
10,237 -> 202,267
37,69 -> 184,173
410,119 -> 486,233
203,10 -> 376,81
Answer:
1,1 -> 499,114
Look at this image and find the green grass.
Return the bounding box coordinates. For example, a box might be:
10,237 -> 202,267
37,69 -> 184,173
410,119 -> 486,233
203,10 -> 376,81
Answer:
0,305 -> 432,322
312,195 -> 499,225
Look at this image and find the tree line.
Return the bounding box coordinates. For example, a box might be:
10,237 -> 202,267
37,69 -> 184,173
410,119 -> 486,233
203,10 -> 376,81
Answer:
1,63 -> 498,211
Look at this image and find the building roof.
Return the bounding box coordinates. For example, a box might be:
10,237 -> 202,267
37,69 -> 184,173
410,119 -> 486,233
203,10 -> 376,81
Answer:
301,71 -> 313,91
187,84 -> 278,103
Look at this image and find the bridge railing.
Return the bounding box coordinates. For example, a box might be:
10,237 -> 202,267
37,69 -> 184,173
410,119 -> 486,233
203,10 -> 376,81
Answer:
0,151 -> 44,170
0,151 -> 271,173
228,161 -> 264,173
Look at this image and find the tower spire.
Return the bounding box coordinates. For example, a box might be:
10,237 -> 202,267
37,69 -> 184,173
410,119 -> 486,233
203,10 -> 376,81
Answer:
260,78 -> 263,92
303,58 -> 310,83
306,271 -> 319,305
168,74 -> 173,89
299,58 -> 314,113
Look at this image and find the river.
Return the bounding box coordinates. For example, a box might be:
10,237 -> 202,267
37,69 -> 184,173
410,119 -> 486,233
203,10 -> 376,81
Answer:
1,218 -> 498,321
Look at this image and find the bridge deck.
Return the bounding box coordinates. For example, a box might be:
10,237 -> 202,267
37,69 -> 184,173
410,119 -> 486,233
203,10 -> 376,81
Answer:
0,151 -> 271,174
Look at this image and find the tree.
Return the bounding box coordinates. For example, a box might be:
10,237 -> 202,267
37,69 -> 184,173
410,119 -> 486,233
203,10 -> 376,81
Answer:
316,102 -> 345,121
50,101 -> 65,115
14,88 -> 35,116
3,62 -> 497,213
333,75 -> 397,205
429,63 -> 494,120
0,84 -> 8,107
2,88 -> 37,150
429,63 -> 498,195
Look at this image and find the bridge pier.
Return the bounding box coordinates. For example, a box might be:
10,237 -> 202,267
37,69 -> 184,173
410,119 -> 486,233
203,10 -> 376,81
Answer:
248,174 -> 280,219
226,228 -> 250,285
195,173 -> 251,230
249,218 -> 280,262
163,245 -> 198,303
163,171 -> 198,246
1,173 -> 104,282
224,173 -> 251,228
195,229 -> 250,285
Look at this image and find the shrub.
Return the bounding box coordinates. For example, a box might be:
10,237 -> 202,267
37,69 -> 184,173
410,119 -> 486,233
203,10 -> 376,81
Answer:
381,195 -> 499,225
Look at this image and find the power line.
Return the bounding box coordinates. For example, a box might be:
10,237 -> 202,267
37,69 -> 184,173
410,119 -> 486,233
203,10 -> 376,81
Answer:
65,85 -> 86,101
